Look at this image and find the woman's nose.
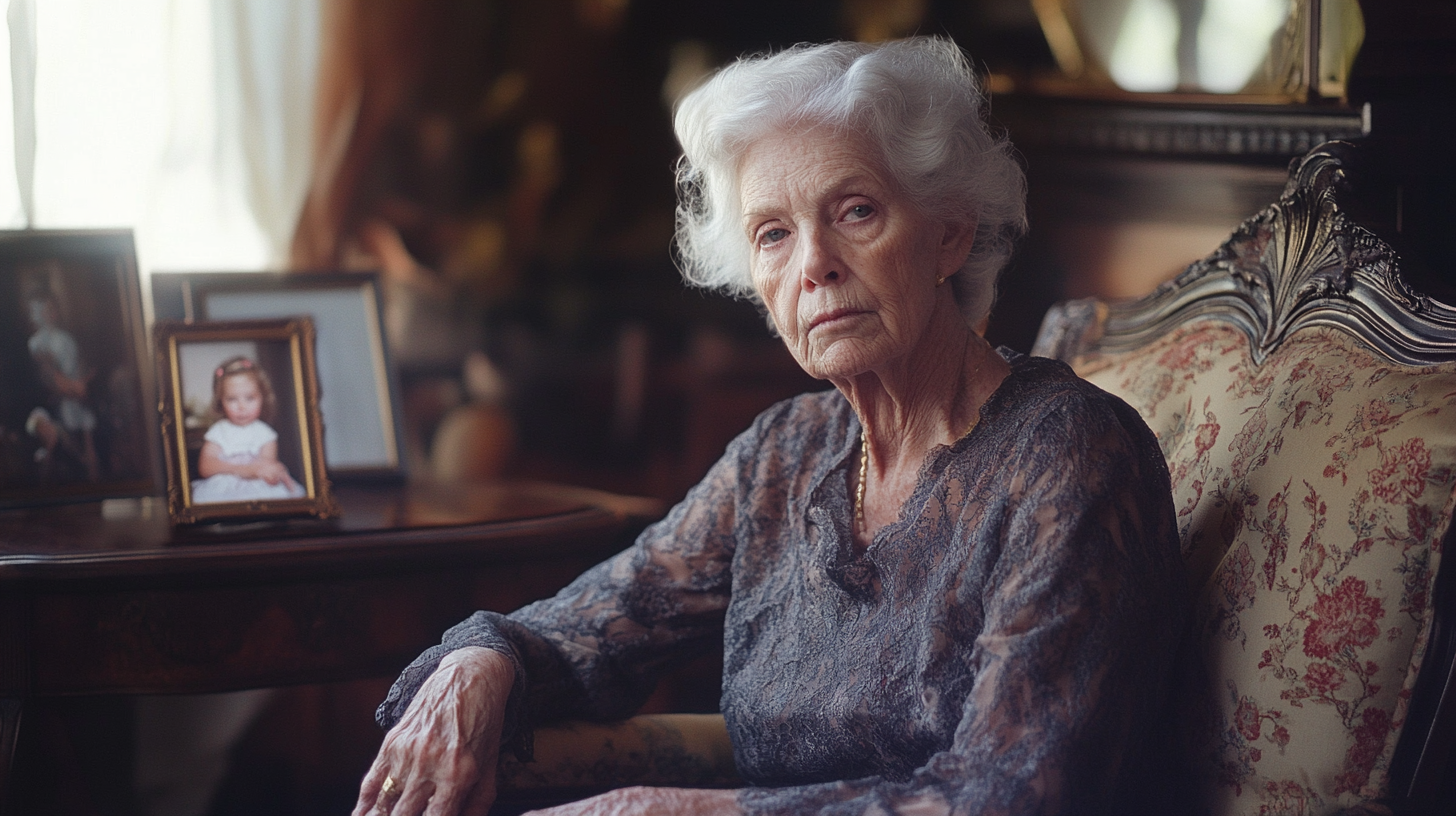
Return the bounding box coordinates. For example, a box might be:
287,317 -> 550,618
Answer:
798,230 -> 842,291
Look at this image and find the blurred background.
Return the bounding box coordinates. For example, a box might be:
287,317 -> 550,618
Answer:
269,0 -> 1448,509
3,0 -> 1448,509
4,0 -> 1453,812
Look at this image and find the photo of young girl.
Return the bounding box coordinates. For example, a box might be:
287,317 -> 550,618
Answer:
191,356 -> 305,504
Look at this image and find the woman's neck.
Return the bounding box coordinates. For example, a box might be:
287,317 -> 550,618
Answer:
833,300 -> 1011,545
834,309 -> 1007,473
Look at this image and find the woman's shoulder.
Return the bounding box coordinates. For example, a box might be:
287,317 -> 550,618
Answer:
997,349 -> 1098,399
778,387 -> 849,421
717,388 -> 852,477
987,349 -> 1161,457
746,388 -> 851,444
992,350 -> 1122,417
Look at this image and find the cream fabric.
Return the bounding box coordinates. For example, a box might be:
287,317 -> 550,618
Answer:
498,714 -> 740,790
1075,321 -> 1456,815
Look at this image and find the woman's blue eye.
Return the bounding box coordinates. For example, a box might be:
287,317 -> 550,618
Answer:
760,228 -> 788,245
847,204 -> 873,220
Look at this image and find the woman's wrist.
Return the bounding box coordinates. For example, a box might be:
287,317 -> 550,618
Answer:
437,646 -> 515,708
442,645 -> 512,675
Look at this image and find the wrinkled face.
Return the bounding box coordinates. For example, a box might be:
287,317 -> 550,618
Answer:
740,128 -> 964,381
220,373 -> 262,426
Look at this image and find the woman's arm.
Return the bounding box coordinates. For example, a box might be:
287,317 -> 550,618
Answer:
377,458 -> 743,736
367,403 -> 790,816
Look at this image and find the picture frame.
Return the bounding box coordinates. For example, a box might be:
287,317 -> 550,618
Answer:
151,271 -> 406,481
0,229 -> 161,507
153,317 -> 337,525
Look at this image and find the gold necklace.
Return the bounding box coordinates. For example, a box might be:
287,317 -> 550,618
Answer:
855,413 -> 979,536
855,428 -> 870,535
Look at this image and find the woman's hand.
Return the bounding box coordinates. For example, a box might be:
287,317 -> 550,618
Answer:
524,787 -> 739,816
354,647 -> 515,816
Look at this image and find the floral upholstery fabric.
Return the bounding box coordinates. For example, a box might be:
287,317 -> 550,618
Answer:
1071,320 -> 1456,816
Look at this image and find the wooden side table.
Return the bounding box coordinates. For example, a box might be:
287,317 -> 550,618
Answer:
0,481 -> 661,812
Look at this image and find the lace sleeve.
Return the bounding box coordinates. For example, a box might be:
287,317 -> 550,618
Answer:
375,406 -> 761,757
737,392 -> 1185,815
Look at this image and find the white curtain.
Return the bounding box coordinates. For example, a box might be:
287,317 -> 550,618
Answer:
1,0 -> 320,308
1,4 -> 321,814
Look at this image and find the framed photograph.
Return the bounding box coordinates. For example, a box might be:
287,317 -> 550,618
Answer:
0,229 -> 160,507
151,271 -> 405,481
154,317 -> 337,525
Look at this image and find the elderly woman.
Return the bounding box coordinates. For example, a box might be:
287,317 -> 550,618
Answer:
356,37 -> 1184,816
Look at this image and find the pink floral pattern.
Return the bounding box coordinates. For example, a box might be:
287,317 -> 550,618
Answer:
1074,322 -> 1456,816
1336,707 -> 1394,797
1370,439 -> 1433,505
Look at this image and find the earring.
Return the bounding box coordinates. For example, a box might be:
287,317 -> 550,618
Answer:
935,274 -> 947,286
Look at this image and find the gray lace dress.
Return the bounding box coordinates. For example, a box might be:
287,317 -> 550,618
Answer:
378,351 -> 1186,815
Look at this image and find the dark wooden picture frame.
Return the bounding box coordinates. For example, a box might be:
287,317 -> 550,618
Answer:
0,229 -> 160,507
153,317 -> 337,524
151,271 -> 407,481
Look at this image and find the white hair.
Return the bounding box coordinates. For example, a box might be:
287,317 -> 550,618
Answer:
672,36 -> 1027,328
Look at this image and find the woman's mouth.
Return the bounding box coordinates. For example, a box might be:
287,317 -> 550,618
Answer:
808,308 -> 863,332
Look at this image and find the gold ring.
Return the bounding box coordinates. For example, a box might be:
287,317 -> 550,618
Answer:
380,775 -> 401,799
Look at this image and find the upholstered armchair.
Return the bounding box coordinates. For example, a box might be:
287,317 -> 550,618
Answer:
1032,142 -> 1456,816
493,142 -> 1455,816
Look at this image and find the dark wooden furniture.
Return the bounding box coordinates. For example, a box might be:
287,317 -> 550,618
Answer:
0,481 -> 658,812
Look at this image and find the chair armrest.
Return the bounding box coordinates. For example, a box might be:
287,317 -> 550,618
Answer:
497,713 -> 739,791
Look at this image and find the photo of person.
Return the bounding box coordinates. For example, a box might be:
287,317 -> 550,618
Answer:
0,233 -> 155,506
156,318 -> 334,524
190,355 -> 305,503
26,289 -> 99,481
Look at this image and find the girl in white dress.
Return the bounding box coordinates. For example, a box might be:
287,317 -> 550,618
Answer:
190,356 -> 305,504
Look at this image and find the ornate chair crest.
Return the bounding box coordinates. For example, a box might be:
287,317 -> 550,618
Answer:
1036,142 -> 1456,367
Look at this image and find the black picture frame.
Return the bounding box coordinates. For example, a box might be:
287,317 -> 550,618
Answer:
0,229 -> 160,507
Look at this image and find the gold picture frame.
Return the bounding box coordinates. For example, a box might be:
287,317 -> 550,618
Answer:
153,317 -> 337,525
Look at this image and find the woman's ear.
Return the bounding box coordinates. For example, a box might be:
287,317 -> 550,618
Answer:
937,216 -> 978,280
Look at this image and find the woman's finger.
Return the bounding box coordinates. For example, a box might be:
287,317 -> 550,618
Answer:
352,763 -> 390,816
388,776 -> 435,816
